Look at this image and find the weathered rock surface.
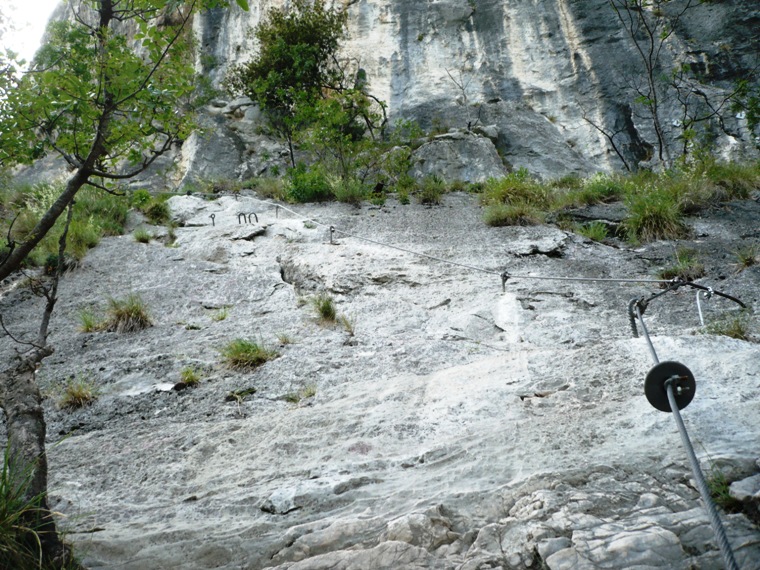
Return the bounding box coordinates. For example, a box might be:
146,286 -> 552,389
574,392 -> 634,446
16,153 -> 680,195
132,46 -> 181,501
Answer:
2,192 -> 759,569
183,0 -> 760,181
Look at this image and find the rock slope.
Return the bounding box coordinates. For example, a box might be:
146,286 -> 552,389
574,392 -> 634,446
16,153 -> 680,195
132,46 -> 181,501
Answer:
1,192 -> 759,569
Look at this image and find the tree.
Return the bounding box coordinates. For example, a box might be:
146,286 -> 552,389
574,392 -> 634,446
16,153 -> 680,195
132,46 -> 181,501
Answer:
225,0 -> 348,168
609,0 -> 754,168
0,1 -> 247,565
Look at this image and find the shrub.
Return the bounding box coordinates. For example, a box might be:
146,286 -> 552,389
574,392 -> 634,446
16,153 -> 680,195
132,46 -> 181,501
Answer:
657,247 -> 705,281
60,376 -> 99,409
332,177 -> 367,205
623,185 -> 689,242
179,367 -> 201,387
286,164 -> 333,203
221,339 -> 278,370
43,253 -> 77,276
576,221 -> 609,242
130,189 -> 152,208
144,200 -> 170,225
0,448 -> 48,569
417,175 -> 446,205
2,184 -> 126,267
133,228 -> 152,243
311,293 -> 337,323
103,294 -> 153,333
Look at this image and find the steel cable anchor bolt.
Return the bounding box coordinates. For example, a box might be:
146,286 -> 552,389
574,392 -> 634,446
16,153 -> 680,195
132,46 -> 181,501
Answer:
501,271 -> 510,292
644,361 -> 696,412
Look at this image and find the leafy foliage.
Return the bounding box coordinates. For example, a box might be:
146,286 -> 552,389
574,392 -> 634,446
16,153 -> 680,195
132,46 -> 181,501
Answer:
0,0 -> 241,282
226,0 -> 347,165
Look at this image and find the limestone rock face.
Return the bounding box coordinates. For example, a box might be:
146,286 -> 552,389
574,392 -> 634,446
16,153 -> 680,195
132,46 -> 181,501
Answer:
3,192 -> 759,570
185,0 -> 759,181
409,130 -> 508,182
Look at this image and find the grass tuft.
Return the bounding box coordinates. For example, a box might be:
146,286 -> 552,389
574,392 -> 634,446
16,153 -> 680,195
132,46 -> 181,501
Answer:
733,244 -> 758,271
575,221 -> 609,242
483,202 -> 545,227
417,175 -> 446,205
311,293 -> 337,324
623,185 -> 689,242
0,448 -> 48,569
133,228 -> 152,243
657,247 -> 705,281
221,339 -> 278,370
704,314 -> 752,341
103,294 -> 153,333
60,376 -> 99,410
706,468 -> 743,512
179,367 -> 201,387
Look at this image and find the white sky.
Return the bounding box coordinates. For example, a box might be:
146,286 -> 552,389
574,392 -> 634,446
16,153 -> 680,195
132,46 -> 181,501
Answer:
2,0 -> 62,62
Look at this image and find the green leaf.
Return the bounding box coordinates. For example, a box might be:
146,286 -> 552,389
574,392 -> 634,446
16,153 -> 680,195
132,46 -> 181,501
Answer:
235,0 -> 249,10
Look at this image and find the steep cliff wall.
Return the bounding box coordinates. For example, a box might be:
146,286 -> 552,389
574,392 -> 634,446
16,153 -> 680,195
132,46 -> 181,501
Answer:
187,0 -> 759,181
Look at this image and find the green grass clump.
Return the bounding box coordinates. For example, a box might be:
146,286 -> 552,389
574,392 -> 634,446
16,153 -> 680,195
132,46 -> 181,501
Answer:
417,175 -> 446,205
133,228 -> 152,243
734,244 -> 758,271
103,294 -> 153,333
482,169 -> 551,208
657,247 -> 705,281
558,172 -> 627,208
332,178 -> 367,205
576,221 -> 609,242
255,177 -> 287,201
698,159 -> 760,200
144,201 -> 170,225
483,202 -> 546,227
623,184 -> 689,242
1,183 -> 127,267
286,164 -> 333,203
704,314 -> 752,341
311,293 -> 337,324
283,384 -> 317,404
78,308 -> 101,332
0,448 -> 49,569
707,468 -> 743,512
221,339 -> 278,370
481,169 -> 551,226
60,376 -> 99,409
179,367 -> 201,387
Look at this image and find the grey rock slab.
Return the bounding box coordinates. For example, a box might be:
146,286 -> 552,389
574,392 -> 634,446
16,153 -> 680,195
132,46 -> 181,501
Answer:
2,193 -> 759,569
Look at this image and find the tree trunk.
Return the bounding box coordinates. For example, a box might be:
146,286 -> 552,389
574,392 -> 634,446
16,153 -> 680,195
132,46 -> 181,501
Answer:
0,351 -> 79,567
